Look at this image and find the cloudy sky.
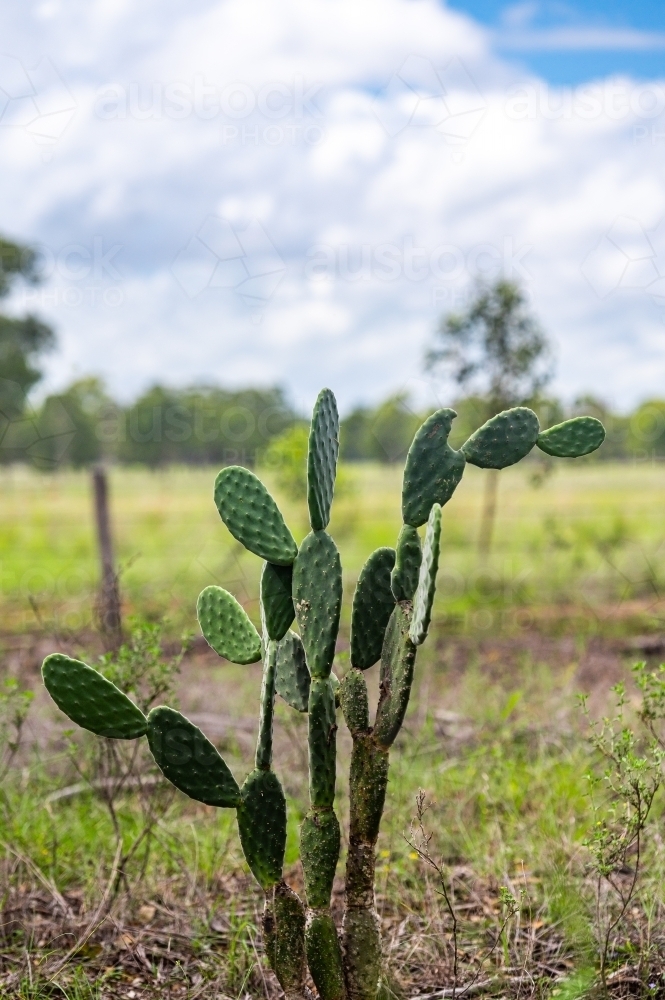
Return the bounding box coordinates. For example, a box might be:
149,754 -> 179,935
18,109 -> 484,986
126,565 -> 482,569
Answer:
1,0 -> 665,414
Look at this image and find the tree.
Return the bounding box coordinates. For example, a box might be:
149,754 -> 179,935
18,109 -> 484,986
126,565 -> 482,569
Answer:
36,378 -> 113,469
0,235 -> 55,454
426,280 -> 553,555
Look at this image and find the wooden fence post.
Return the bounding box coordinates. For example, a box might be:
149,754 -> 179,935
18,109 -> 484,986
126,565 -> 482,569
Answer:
92,465 -> 122,650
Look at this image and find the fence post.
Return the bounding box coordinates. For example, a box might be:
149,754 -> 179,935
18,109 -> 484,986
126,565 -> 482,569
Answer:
92,465 -> 122,650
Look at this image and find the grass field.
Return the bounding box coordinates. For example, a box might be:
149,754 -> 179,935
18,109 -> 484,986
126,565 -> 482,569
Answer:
1,461 -> 664,635
0,461 -> 664,998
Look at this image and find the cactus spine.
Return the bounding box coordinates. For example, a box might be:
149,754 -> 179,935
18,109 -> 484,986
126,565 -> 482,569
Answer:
41,395 -> 605,1000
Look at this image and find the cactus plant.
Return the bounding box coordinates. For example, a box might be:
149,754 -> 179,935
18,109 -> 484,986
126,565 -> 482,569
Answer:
42,395 -> 605,1000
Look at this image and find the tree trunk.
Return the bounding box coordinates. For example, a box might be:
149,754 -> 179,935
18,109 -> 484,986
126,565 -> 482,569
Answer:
92,465 -> 122,650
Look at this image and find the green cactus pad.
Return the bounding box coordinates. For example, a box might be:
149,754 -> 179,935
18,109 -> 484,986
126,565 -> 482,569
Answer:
537,416 -> 606,457
301,809 -> 341,908
260,562 -> 294,641
214,466 -> 297,565
374,603 -> 417,748
293,531 -> 342,679
308,678 -> 337,809
306,912 -> 346,1000
410,503 -> 442,646
350,547 -> 396,671
275,631 -> 310,712
391,524 -> 422,602
147,706 -> 239,807
339,667 -> 370,736
461,407 -> 540,469
402,409 -> 465,527
308,388 -> 339,532
197,586 -> 262,664
237,768 -> 286,891
42,654 -> 146,740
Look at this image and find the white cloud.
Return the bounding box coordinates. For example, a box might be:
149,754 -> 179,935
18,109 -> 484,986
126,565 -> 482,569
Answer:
1,0 -> 665,413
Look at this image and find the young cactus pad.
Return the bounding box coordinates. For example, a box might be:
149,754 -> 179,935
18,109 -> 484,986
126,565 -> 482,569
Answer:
308,387 -> 339,531
41,387 -> 607,1000
461,407 -> 540,469
215,465 -> 298,565
537,415 -> 605,457
197,585 -> 262,663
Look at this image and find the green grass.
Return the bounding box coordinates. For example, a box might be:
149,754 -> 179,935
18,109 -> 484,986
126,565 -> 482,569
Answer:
2,639 -> 665,996
0,461 -> 664,635
2,460 -> 665,995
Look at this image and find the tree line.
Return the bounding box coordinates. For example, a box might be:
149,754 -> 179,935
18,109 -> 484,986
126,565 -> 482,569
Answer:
1,232 -> 664,470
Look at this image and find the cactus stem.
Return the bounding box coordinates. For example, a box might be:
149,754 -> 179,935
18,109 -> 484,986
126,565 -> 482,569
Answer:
273,880 -> 312,1000
255,639 -> 277,771
342,733 -> 390,1000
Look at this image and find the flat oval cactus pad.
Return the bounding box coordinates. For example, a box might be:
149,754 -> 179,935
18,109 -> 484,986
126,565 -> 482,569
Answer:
275,631 -> 310,712
197,586 -> 262,664
147,706 -> 240,807
293,530 -> 342,679
214,466 -> 297,565
461,407 -> 539,469
237,768 -> 286,891
42,654 -> 146,740
261,562 -> 295,642
537,416 -> 605,457
308,388 -> 339,531
350,547 -> 396,670
402,409 -> 465,527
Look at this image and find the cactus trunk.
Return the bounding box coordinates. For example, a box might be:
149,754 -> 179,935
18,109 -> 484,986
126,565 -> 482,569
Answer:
342,731 -> 389,1000
301,677 -> 346,999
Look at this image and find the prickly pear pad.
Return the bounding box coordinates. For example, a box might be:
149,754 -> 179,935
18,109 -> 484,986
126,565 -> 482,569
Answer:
42,654 -> 146,740
306,912 -> 346,1000
339,667 -> 370,735
410,503 -> 442,646
391,524 -> 422,602
402,409 -> 465,527
275,631 -> 310,713
214,466 -> 298,565
293,531 -> 342,679
261,562 -> 295,641
308,388 -> 339,532
147,706 -> 239,808
197,585 -> 262,664
237,768 -> 287,891
374,603 -> 417,748
462,407 -> 539,469
537,416 -> 605,457
350,547 -> 396,670
301,809 -> 341,909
